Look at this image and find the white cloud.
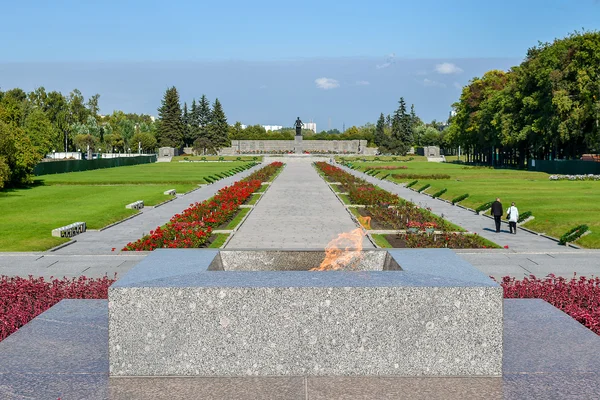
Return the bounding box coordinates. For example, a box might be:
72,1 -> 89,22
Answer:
355,80 -> 370,86
376,53 -> 396,69
423,78 -> 447,88
435,62 -> 463,75
315,77 -> 340,90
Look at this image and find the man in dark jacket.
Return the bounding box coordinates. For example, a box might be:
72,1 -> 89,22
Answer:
491,198 -> 503,233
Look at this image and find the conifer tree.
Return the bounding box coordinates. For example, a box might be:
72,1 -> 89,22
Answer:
182,102 -> 190,146
156,86 -> 183,148
208,98 -> 230,150
198,95 -> 211,138
374,113 -> 388,148
189,99 -> 200,143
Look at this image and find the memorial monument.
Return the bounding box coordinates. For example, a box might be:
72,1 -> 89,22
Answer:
294,117 -> 303,154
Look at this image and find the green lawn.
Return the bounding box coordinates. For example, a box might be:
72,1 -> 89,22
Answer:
1,162 -> 256,251
351,161 -> 600,248
371,234 -> 392,248
39,162 -> 251,186
208,233 -> 229,248
247,194 -> 262,205
225,208 -> 251,230
0,185 -> 175,251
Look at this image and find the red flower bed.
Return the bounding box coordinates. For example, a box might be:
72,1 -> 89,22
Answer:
386,232 -> 492,249
315,162 -> 399,205
123,162 -> 283,251
0,275 -> 115,342
500,274 -> 600,335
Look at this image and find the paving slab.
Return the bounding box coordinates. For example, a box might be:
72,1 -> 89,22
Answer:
227,159 -> 372,249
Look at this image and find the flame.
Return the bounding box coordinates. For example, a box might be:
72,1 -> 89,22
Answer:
358,216 -> 371,230
311,228 -> 366,271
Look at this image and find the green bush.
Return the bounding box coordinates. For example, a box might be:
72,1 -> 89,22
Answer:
380,173 -> 390,180
559,225 -> 589,245
432,188 -> 447,198
518,211 -> 532,223
417,184 -> 430,193
475,201 -> 494,213
218,157 -> 225,161
201,157 -> 206,161
406,180 -> 418,188
452,193 -> 469,204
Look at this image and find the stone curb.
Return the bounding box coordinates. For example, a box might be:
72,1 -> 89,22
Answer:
47,239 -> 78,252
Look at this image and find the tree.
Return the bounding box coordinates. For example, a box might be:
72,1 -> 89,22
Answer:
182,102 -> 191,146
208,98 -> 229,150
0,121 -> 39,186
389,97 -> 411,154
68,89 -> 89,124
24,108 -> 58,157
131,132 -> 157,153
189,99 -> 200,144
74,134 -> 99,153
87,94 -> 100,118
374,113 -> 388,148
197,94 -> 212,141
156,86 -> 184,148
193,137 -> 218,155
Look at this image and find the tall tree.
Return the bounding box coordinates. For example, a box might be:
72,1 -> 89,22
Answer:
189,99 -> 200,144
208,98 -> 229,150
182,102 -> 190,146
156,86 -> 184,148
374,113 -> 388,148
390,97 -> 411,154
87,94 -> 100,118
197,95 -> 212,139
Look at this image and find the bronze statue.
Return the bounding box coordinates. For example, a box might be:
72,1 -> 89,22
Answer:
294,117 -> 303,136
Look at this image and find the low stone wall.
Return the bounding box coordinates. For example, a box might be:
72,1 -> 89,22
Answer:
219,139 -> 371,155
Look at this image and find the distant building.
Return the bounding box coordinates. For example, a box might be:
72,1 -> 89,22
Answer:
262,125 -> 283,132
304,122 -> 317,133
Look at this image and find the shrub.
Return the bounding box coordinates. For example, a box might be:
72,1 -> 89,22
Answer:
559,225 -> 589,245
517,211 -> 532,223
1,275 -> 115,342
452,193 -> 469,204
432,188 -> 447,198
380,173 -> 390,180
500,274 -> 600,335
406,180 -> 418,188
417,184 -> 430,193
475,201 -> 493,213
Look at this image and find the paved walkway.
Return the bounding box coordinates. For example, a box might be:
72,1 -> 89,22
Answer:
340,164 -> 564,252
226,157 -> 372,249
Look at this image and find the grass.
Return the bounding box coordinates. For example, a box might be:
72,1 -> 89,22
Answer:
371,234 -> 392,248
255,185 -> 267,193
225,208 -> 251,230
38,162 -> 251,186
330,184 -> 341,193
208,233 -> 229,248
246,194 -> 262,205
0,185 -> 175,251
338,194 -> 352,205
350,160 -> 600,248
172,155 -> 262,162
1,162 -> 257,252
336,155 -> 427,162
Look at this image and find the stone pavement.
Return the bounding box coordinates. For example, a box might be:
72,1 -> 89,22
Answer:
226,157 -> 373,249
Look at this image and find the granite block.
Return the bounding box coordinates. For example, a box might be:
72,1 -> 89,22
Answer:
0,299 -> 108,374
109,249 -> 503,377
307,376 -> 503,400
109,377 -> 305,399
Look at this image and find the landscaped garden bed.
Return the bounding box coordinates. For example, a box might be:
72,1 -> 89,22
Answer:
315,162 -> 493,249
0,275 -> 115,342
123,162 -> 283,250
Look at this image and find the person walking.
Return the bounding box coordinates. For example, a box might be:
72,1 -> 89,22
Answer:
491,198 -> 503,233
507,202 -> 519,234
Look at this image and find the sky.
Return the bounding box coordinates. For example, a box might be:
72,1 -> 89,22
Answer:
1,0 -> 599,130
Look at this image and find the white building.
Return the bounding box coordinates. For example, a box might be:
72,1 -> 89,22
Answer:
262,125 -> 283,132
304,122 -> 317,133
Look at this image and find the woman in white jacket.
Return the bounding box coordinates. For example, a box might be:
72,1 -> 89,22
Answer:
506,202 -> 519,234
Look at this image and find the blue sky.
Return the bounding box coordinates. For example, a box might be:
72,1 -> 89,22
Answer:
1,0 -> 599,129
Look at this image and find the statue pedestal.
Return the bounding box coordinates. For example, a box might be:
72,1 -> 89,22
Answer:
294,135 -> 303,154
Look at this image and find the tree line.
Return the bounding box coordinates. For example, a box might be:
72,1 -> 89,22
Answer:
446,31 -> 600,166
